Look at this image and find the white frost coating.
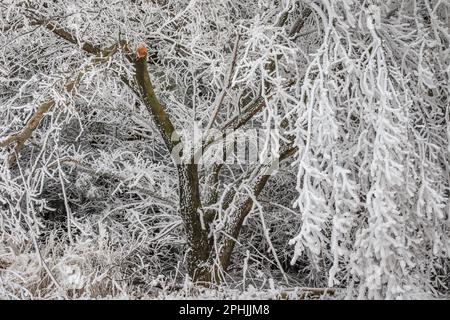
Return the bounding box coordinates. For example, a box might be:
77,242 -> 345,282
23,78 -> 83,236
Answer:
0,0 -> 448,299
288,1 -> 449,299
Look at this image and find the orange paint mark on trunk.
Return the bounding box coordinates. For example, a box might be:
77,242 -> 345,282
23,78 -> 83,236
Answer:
136,44 -> 148,60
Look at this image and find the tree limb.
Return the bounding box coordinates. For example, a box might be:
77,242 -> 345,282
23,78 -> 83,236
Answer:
0,43 -> 122,167
133,45 -> 178,152
217,143 -> 298,271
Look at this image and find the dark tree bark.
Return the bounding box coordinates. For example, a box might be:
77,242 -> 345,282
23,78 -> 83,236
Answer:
177,163 -> 212,282
134,49 -> 213,282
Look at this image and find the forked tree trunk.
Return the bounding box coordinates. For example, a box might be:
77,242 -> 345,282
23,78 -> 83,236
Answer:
14,6 -> 310,286
133,42 -> 295,284
180,165 -> 273,283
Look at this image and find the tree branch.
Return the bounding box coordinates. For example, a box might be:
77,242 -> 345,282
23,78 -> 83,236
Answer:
133,45 -> 178,152
217,143 -> 298,270
0,43 -> 122,167
205,33 -> 241,134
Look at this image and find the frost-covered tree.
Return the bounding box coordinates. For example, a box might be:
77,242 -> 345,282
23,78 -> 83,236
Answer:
0,0 -> 448,299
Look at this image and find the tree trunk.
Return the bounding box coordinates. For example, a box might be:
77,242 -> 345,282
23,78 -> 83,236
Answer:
177,163 -> 212,282
133,44 -> 297,284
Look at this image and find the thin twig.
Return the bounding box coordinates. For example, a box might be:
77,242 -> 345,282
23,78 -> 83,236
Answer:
205,32 -> 241,135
